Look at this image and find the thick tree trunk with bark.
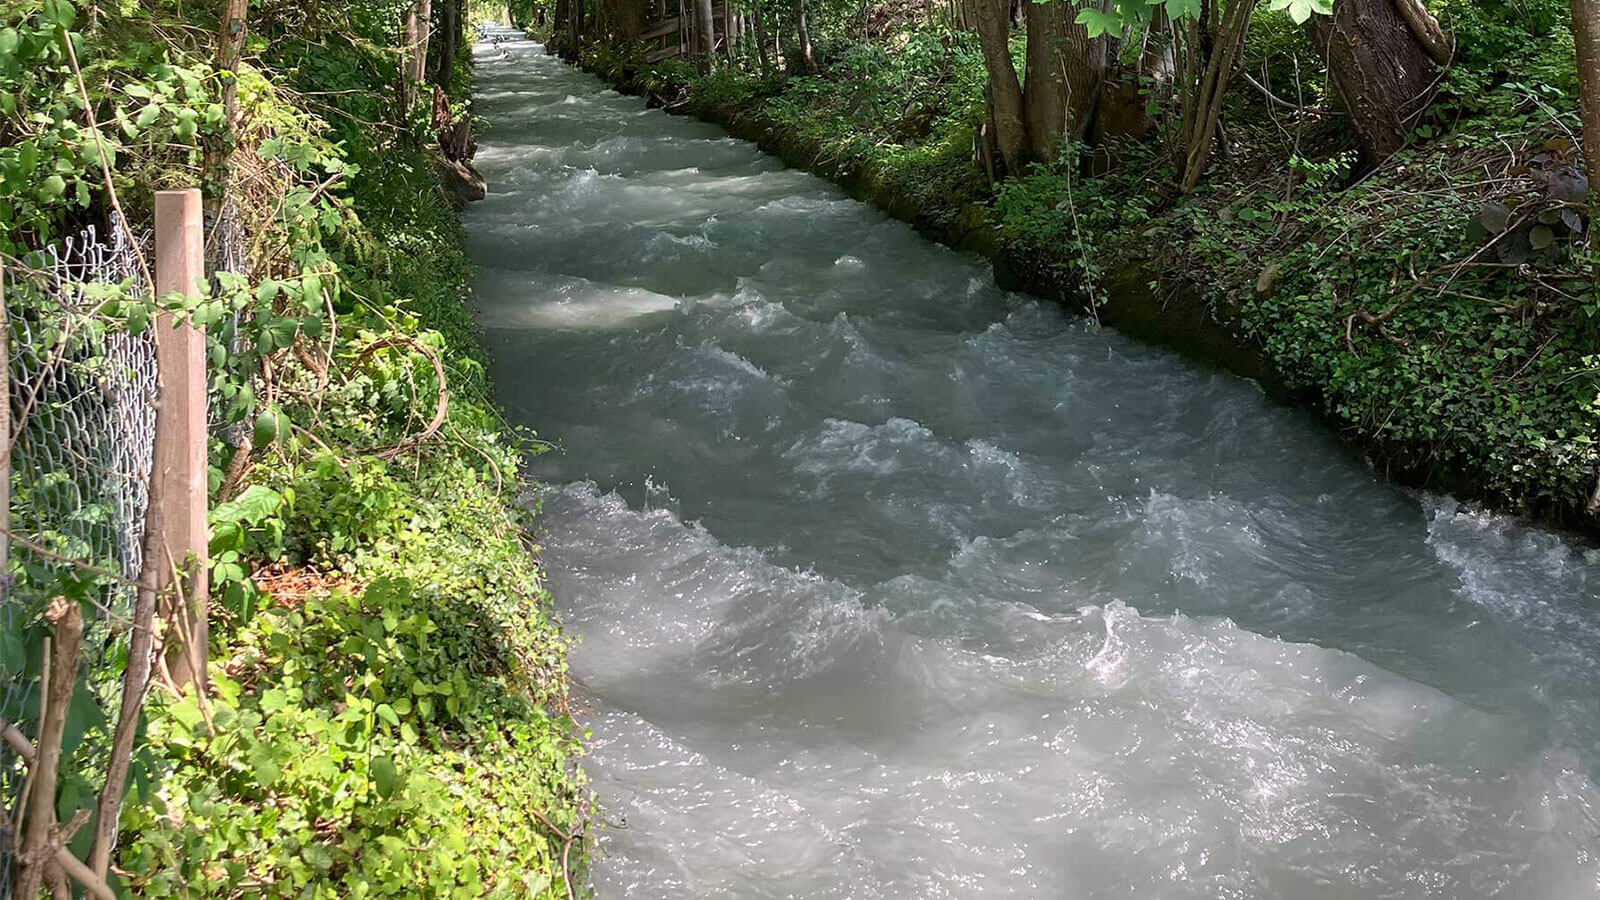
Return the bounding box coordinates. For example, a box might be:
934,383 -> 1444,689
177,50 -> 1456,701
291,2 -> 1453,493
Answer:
1022,0 -> 1105,161
969,0 -> 1028,175
602,0 -> 645,40
1573,0 -> 1600,219
435,0 -> 460,89
1308,0 -> 1441,162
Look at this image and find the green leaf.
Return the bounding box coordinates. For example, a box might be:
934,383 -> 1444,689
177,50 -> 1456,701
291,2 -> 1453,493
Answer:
375,703 -> 399,727
1162,0 -> 1200,19
1268,0 -> 1331,24
0,629 -> 23,675
371,756 -> 400,798
1075,7 -> 1123,37
38,174 -> 65,201
47,0 -> 75,29
248,742 -> 283,787
135,102 -> 161,128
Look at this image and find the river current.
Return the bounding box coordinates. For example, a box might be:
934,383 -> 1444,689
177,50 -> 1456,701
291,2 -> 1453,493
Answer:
463,30 -> 1600,898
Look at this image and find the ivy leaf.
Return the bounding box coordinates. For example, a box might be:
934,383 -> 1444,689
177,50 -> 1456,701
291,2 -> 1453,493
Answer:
1528,224 -> 1555,250
174,108 -> 198,142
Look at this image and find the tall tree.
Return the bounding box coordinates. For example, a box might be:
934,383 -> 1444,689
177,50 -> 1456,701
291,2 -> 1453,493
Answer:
1175,0 -> 1256,192
1308,0 -> 1449,163
969,0 -> 1029,175
1022,0 -> 1105,160
435,0 -> 462,89
1573,0 -> 1600,219
696,0 -> 716,56
794,0 -> 818,74
402,0 -> 432,111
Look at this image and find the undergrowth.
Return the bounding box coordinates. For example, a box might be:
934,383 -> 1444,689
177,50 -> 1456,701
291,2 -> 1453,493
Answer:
0,0 -> 586,894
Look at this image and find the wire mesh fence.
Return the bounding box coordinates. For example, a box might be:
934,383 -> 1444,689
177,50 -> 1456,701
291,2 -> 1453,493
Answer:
0,216 -> 159,897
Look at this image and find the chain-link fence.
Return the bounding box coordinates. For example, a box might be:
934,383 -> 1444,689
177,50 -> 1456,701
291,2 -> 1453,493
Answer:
0,215 -> 159,898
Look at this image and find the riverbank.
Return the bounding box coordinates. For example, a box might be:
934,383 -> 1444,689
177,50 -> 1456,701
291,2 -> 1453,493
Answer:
0,6 -> 594,892
117,132 -> 589,896
551,31 -> 1600,536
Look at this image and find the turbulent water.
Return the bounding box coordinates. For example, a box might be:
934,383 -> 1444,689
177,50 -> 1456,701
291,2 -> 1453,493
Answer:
463,30 -> 1600,898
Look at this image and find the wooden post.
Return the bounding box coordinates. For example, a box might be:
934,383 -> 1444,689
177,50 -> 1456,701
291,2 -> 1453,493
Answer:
153,189 -> 208,692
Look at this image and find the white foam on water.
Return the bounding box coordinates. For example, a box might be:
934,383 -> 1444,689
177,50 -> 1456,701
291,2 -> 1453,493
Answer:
469,28 -> 1600,899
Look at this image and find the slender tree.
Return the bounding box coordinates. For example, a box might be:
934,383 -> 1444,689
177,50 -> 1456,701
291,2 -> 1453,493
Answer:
1573,0 -> 1600,219
795,0 -> 818,73
697,0 -> 717,57
402,0 -> 432,111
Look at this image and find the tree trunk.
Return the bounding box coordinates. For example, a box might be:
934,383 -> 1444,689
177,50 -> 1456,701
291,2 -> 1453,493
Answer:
602,0 -> 645,40
402,0 -> 432,111
696,0 -> 716,54
1574,0 -> 1600,219
1178,0 -> 1255,191
969,0 -> 1027,175
796,0 -> 818,73
204,0 -> 249,211
752,2 -> 771,72
436,0 -> 460,89
1021,0 -> 1104,162
1308,0 -> 1440,163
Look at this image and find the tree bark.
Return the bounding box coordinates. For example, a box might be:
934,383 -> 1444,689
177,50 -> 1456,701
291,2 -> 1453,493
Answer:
1308,0 -> 1440,162
1022,0 -> 1105,161
13,602 -> 84,900
795,0 -> 818,73
435,0 -> 461,89
203,0 -> 249,219
1178,0 -> 1255,191
602,0 -> 645,40
752,2 -> 771,72
402,0 -> 432,111
1574,0 -> 1600,219
970,0 -> 1027,175
696,0 -> 716,55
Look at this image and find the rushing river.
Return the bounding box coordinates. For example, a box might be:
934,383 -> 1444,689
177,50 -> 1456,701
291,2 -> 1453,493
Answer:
463,30 -> 1600,898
